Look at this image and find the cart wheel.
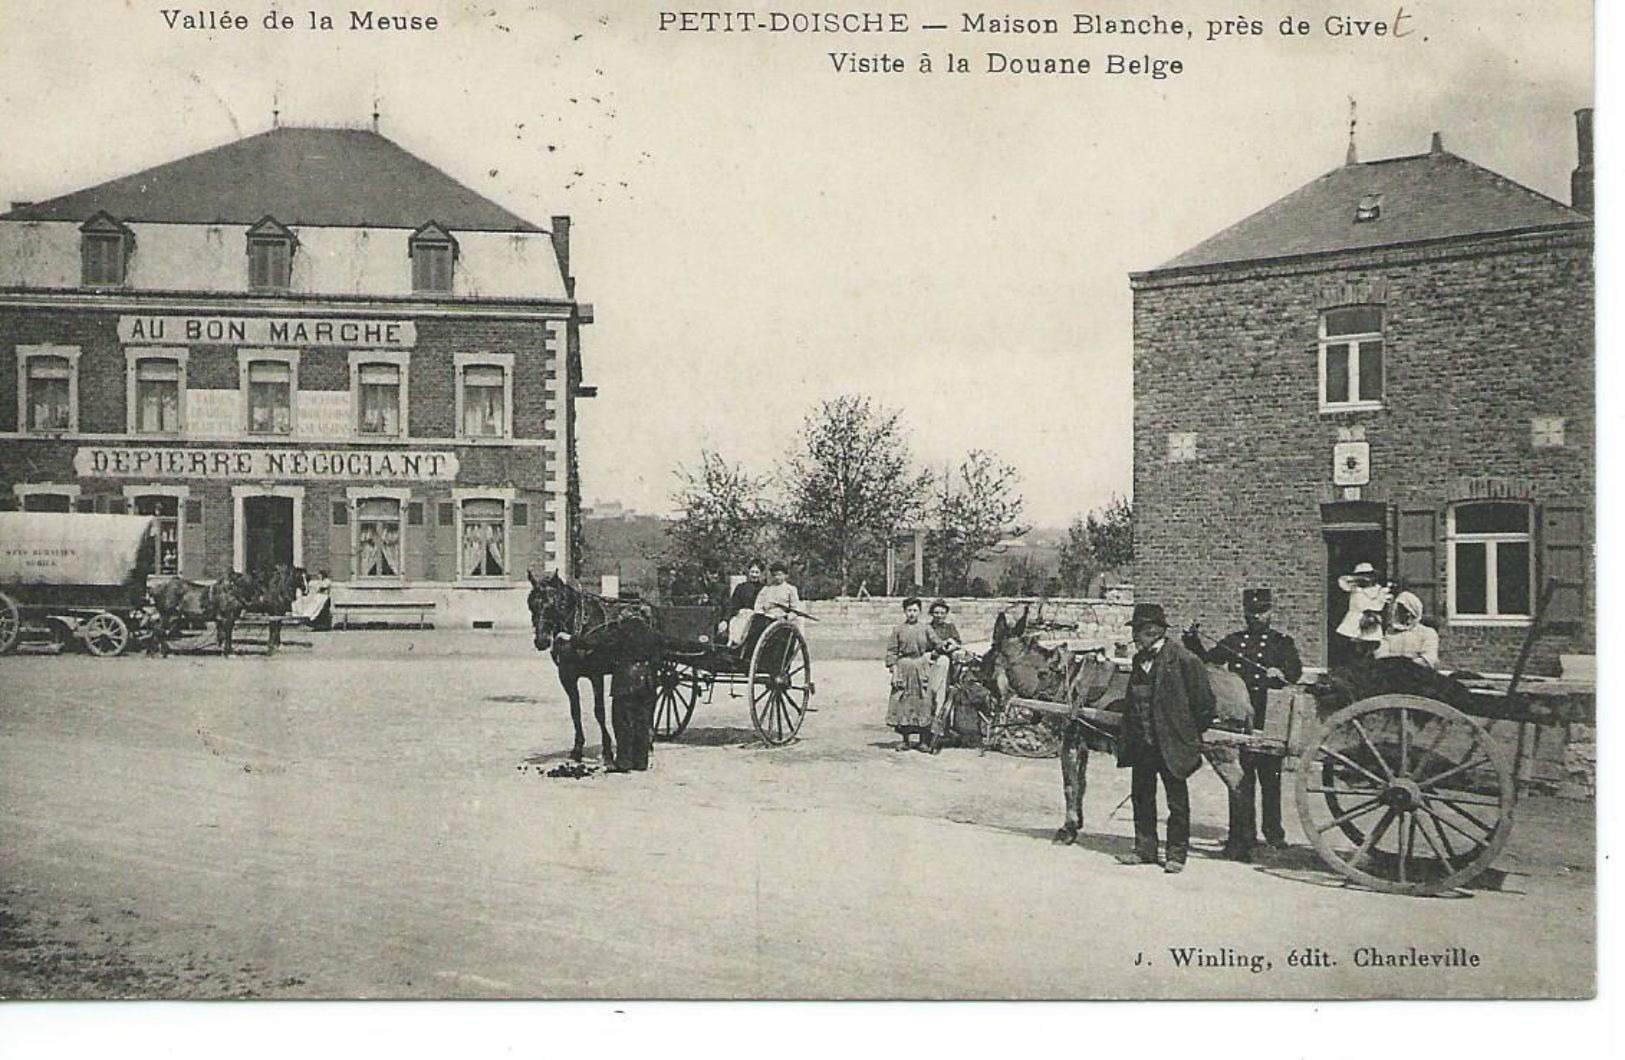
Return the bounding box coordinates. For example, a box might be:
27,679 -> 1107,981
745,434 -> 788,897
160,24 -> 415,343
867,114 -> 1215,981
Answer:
653,661 -> 700,740
82,612 -> 131,658
0,591 -> 19,655
1295,694 -> 1514,896
748,620 -> 812,746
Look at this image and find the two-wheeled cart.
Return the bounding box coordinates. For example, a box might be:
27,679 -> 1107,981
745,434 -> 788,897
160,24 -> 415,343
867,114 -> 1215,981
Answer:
649,605 -> 815,746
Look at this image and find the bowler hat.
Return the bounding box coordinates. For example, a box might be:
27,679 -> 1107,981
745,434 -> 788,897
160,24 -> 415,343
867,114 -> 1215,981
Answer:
1126,603 -> 1169,629
1242,588 -> 1272,614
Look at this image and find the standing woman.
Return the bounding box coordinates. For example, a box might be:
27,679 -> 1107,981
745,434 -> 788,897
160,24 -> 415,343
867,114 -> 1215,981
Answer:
885,597 -> 934,751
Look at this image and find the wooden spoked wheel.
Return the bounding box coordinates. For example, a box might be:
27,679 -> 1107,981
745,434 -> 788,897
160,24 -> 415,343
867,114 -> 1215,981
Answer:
748,620 -> 812,746
82,611 -> 132,658
1295,694 -> 1515,896
0,592 -> 20,655
652,660 -> 701,741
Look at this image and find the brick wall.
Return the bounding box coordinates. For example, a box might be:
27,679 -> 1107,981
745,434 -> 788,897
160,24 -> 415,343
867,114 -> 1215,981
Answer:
1132,231 -> 1593,674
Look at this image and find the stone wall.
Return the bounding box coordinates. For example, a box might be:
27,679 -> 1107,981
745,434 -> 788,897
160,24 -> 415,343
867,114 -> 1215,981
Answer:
802,596 -> 1136,656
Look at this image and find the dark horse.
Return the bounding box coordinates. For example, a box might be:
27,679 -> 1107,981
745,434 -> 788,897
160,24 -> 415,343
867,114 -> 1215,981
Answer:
525,571 -> 659,763
983,607 -> 1247,845
149,566 -> 304,656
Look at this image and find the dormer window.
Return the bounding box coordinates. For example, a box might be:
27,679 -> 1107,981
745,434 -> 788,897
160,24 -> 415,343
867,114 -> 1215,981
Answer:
410,221 -> 458,294
246,216 -> 297,291
1354,194 -> 1383,223
80,212 -> 133,287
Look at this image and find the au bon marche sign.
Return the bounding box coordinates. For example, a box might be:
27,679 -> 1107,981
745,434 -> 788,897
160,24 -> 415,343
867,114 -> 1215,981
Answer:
118,315 -> 416,348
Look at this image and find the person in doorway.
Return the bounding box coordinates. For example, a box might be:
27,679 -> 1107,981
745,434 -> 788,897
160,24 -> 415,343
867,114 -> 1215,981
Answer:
1116,603 -> 1216,873
1335,561 -> 1392,657
885,597 -> 935,751
1376,591 -> 1441,669
723,560 -> 767,646
1183,588 -> 1303,860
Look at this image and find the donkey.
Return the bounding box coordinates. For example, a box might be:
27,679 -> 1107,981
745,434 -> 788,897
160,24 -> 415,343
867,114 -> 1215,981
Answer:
525,571 -> 659,764
983,607 -> 1247,846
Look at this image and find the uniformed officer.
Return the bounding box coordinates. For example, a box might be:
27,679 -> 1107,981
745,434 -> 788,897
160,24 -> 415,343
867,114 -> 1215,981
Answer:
1183,588 -> 1303,861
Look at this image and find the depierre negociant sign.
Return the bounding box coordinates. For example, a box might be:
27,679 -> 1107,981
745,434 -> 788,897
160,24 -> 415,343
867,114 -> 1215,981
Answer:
118,315 -> 416,347
74,447 -> 459,482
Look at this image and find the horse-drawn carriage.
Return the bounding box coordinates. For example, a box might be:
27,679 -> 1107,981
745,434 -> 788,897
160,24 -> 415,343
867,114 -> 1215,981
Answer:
650,604 -> 815,747
0,511 -> 161,657
986,606 -> 1594,897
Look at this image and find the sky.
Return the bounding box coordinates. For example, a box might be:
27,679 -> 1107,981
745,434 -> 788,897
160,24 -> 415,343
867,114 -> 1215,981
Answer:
0,0 -> 1595,526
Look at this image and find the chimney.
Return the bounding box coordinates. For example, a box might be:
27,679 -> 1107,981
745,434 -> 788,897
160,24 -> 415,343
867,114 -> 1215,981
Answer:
1430,131 -> 1444,154
1571,108 -> 1593,215
550,214 -> 575,297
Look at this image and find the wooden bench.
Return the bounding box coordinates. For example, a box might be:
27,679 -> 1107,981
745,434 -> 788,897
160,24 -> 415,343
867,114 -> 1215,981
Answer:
332,600 -> 438,630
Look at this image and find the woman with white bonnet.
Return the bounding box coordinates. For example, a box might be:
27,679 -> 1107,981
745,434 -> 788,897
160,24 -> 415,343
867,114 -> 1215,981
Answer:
1376,591 -> 1440,669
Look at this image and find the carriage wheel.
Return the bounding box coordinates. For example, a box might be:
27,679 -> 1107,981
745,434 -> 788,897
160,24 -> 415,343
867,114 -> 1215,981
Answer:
748,620 -> 812,746
653,661 -> 700,741
82,612 -> 132,658
1294,694 -> 1514,896
0,592 -> 20,655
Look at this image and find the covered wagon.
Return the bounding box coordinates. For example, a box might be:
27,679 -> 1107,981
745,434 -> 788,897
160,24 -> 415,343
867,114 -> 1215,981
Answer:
0,511 -> 159,657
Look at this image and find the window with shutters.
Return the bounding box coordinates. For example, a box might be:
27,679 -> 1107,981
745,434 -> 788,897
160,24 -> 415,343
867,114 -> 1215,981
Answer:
1447,502 -> 1532,625
410,222 -> 458,294
246,216 -> 296,291
460,497 -> 509,579
81,213 -> 134,287
1319,305 -> 1384,412
353,496 -> 405,580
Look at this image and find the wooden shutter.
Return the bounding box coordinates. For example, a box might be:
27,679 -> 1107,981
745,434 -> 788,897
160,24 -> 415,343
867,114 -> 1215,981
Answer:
1395,507 -> 1440,618
404,502 -> 427,579
1540,499 -> 1588,625
329,502 -> 352,581
75,496 -> 97,513
438,502 -> 455,526
106,496 -> 128,514
182,500 -> 206,579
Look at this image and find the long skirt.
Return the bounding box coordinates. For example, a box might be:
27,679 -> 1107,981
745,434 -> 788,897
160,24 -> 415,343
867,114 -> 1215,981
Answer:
886,655 -> 933,729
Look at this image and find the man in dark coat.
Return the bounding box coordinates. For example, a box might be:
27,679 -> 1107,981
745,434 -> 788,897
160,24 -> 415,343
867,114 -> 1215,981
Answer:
1183,588 -> 1303,860
1116,603 -> 1216,873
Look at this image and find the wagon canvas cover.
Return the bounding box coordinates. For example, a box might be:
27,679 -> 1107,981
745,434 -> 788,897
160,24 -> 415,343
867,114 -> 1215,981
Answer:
0,512 -> 155,589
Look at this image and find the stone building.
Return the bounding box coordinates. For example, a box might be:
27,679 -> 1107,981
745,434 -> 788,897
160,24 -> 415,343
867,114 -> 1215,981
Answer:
1131,112 -> 1593,674
0,126 -> 592,625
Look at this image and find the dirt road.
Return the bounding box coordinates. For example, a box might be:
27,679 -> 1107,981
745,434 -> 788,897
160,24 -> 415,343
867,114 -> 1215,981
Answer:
0,633 -> 1594,998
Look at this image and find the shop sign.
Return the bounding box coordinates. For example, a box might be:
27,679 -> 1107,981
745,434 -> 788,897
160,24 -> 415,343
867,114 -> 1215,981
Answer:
118,315 -> 416,348
75,446 -> 459,482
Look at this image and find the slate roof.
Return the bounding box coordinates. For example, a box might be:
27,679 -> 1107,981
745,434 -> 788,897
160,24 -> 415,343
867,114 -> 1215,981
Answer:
1151,146 -> 1588,273
1,127 -> 543,232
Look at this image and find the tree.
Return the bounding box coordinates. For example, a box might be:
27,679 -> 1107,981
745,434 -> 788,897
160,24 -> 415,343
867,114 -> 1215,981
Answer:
1057,515 -> 1094,595
927,449 -> 1027,594
995,552 -> 1051,596
1056,496 -> 1135,596
779,395 -> 932,596
666,451 -> 776,597
1088,496 -> 1134,571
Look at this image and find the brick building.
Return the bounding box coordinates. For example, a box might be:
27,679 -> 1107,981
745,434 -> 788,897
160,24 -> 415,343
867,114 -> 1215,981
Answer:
1131,112 -> 1593,674
0,127 -> 592,625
